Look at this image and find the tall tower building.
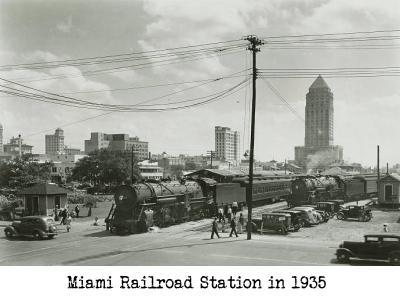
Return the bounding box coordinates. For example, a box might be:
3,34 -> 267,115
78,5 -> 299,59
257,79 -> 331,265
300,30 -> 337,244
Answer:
215,126 -> 240,166
45,128 -> 65,154
295,76 -> 343,172
305,75 -> 334,147
0,123 -> 3,153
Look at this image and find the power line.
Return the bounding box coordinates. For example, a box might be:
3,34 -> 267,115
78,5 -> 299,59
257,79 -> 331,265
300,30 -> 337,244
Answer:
0,73 -> 251,112
0,39 -> 245,71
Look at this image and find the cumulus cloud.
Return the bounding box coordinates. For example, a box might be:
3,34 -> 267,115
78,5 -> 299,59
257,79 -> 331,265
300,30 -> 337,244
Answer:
110,69 -> 145,84
139,0 -> 270,81
57,16 -> 73,33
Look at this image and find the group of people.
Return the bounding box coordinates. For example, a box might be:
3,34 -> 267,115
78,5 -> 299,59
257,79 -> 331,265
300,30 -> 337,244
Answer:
53,205 -> 81,233
211,212 -> 245,239
217,201 -> 240,224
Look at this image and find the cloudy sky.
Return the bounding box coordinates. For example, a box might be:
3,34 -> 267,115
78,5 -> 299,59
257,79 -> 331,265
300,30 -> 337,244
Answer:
0,0 -> 399,167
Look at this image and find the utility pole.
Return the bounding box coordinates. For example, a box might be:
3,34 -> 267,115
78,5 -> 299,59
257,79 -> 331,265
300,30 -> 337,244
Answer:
131,146 -> 134,182
377,145 -> 380,202
207,150 -> 215,169
244,35 -> 264,240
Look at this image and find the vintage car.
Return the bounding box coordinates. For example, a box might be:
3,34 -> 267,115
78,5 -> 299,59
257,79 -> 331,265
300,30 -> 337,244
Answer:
290,206 -> 320,226
336,205 -> 372,221
4,216 -> 58,240
315,202 -> 336,218
336,233 -> 400,265
252,213 -> 293,235
301,205 -> 330,222
272,209 -> 302,231
327,199 -> 345,213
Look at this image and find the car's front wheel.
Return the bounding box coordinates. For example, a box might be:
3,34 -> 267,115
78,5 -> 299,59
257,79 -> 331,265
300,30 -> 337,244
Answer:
5,230 -> 13,239
33,231 -> 41,240
389,253 -> 400,266
337,252 -> 350,263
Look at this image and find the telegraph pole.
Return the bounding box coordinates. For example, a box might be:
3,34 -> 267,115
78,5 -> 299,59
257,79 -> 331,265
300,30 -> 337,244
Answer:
207,150 -> 215,169
244,35 -> 264,240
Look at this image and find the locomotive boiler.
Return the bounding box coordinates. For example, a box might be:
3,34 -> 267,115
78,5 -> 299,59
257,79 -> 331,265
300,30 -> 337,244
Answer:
288,174 -> 378,207
105,179 -> 214,234
289,175 -> 342,207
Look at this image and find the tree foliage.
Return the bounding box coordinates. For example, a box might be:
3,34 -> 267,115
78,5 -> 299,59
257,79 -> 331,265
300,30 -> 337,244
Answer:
71,149 -> 141,186
0,154 -> 53,188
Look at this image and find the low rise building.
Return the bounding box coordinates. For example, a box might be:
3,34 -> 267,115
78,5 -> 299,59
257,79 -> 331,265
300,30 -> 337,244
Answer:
138,160 -> 163,180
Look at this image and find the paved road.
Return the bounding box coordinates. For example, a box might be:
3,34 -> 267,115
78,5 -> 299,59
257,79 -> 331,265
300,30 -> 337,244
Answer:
0,221 -> 386,266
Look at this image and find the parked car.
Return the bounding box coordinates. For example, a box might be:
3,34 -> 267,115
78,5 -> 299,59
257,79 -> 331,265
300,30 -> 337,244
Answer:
252,213 -> 293,235
315,201 -> 336,218
4,216 -> 58,240
272,209 -> 302,230
290,206 -> 320,226
328,199 -> 345,213
336,233 -> 400,265
301,205 -> 330,222
336,205 -> 372,221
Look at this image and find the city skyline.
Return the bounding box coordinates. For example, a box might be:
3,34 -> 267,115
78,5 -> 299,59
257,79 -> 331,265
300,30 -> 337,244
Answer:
1,0 -> 399,167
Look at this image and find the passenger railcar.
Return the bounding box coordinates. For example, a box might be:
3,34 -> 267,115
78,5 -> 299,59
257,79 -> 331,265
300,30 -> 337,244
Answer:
230,176 -> 292,205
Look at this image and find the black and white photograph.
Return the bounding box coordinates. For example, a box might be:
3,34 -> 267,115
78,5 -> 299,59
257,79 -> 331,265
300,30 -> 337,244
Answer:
0,0 -> 399,297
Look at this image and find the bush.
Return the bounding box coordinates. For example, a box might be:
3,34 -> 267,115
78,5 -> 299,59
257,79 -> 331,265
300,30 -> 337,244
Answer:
68,191 -> 87,204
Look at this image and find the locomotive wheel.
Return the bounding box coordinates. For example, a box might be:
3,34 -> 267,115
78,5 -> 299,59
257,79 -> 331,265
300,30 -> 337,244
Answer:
358,214 -> 365,222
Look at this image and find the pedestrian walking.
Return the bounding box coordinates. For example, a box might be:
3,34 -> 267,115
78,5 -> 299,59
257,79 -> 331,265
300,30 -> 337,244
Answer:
232,201 -> 238,216
65,214 -> 72,233
223,203 -> 228,218
53,206 -> 59,222
218,206 -> 225,223
227,205 -> 232,222
238,213 -> 244,234
75,205 -> 80,218
211,217 -> 220,239
229,217 -> 238,237
60,208 -> 68,225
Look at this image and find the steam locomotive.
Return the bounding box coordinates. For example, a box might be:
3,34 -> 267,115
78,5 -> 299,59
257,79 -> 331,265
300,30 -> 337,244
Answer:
288,174 -> 378,207
105,176 -> 293,234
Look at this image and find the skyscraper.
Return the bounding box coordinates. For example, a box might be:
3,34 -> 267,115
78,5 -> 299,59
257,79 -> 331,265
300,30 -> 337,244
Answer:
295,76 -> 343,172
215,126 -> 240,166
45,128 -> 65,154
304,75 -> 334,147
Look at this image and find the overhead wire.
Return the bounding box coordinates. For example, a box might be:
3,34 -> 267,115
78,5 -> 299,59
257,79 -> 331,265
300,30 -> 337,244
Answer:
0,72 -> 251,112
